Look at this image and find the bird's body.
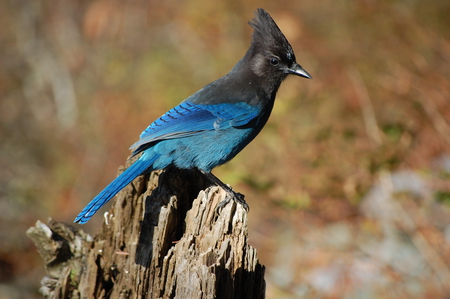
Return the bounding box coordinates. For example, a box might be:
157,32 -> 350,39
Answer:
75,9 -> 311,224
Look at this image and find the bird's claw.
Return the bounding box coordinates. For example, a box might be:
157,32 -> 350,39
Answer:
233,192 -> 249,212
216,190 -> 249,214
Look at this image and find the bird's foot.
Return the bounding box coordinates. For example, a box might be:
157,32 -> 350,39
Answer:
199,170 -> 250,213
216,189 -> 249,214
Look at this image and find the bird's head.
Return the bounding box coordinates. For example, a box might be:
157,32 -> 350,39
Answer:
247,9 -> 311,83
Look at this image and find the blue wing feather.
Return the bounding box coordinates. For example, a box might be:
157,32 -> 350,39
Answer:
130,101 -> 260,152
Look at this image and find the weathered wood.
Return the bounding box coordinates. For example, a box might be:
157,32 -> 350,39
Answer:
27,166 -> 265,299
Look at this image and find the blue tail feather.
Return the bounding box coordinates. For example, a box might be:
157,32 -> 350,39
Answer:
74,153 -> 157,224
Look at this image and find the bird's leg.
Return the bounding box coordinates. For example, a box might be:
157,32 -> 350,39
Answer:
200,170 -> 249,212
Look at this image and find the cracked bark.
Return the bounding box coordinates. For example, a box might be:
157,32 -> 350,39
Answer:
27,165 -> 266,299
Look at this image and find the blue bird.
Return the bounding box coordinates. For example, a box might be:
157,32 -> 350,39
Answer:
75,8 -> 311,224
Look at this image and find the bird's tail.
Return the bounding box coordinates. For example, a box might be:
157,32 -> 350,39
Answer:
74,152 -> 157,224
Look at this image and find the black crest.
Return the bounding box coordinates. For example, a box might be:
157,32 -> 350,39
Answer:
249,9 -> 295,61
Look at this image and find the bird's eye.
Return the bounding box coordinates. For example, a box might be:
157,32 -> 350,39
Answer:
269,58 -> 279,66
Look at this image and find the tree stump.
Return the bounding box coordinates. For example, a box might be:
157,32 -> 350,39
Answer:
27,166 -> 266,299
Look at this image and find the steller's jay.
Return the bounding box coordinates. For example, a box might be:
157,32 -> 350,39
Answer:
75,8 -> 311,224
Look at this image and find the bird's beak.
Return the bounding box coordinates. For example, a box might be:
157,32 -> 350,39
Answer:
287,63 -> 312,79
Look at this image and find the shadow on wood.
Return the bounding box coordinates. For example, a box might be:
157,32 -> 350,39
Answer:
27,166 -> 266,298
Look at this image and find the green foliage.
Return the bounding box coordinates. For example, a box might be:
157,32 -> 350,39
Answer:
435,191 -> 450,205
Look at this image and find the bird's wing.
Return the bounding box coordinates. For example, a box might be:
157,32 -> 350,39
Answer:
130,101 -> 259,153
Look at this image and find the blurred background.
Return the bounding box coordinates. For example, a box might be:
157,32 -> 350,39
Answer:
1,0 -> 450,298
